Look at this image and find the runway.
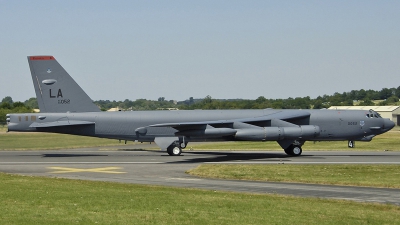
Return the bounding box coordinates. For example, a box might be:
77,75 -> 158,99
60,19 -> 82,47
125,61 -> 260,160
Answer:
0,146 -> 399,205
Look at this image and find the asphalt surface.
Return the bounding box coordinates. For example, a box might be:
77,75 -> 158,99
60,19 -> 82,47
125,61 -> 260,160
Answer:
0,145 -> 399,205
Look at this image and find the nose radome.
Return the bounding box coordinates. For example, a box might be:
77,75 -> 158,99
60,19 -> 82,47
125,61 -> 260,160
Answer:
384,119 -> 395,130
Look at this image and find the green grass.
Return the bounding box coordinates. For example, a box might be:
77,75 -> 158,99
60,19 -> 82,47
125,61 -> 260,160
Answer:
0,132 -> 130,150
187,164 -> 400,188
188,131 -> 400,151
1,173 -> 399,225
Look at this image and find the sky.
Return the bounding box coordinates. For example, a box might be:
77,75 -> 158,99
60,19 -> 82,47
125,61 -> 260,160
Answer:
0,0 -> 399,102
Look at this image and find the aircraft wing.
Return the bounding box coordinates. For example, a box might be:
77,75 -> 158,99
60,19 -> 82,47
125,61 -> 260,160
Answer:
149,110 -> 310,131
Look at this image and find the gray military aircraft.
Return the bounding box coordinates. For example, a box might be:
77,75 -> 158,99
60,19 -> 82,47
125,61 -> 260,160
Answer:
6,56 -> 395,156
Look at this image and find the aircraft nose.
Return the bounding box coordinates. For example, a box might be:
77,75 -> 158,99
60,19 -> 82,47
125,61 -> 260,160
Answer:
383,119 -> 395,131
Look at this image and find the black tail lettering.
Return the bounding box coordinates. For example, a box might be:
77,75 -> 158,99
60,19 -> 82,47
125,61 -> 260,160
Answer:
57,89 -> 63,98
50,89 -> 56,98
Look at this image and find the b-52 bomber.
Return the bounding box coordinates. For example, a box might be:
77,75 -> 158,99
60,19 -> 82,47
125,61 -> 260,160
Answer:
6,56 -> 395,156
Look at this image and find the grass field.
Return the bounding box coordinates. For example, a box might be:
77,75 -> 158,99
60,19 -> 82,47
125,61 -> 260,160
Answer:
1,127 -> 400,224
187,164 -> 400,188
1,173 -> 399,225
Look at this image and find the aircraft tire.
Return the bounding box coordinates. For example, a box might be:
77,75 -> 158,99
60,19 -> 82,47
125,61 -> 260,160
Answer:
167,145 -> 182,156
292,145 -> 302,156
284,147 -> 293,156
284,145 -> 302,156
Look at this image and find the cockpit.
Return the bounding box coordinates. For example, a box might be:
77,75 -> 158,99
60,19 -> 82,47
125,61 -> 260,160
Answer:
365,110 -> 382,118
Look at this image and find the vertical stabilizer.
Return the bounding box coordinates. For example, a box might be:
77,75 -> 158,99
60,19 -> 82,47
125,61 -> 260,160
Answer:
28,56 -> 100,112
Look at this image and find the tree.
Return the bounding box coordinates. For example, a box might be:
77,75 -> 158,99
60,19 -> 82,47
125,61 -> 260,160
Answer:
0,102 -> 11,109
313,100 -> 324,109
24,97 -> 38,109
357,89 -> 366,100
379,96 -> 399,106
1,96 -> 13,105
358,98 -> 375,106
203,95 -> 213,104
387,96 -> 399,103
12,102 -> 25,108
255,96 -> 266,103
379,88 -> 393,100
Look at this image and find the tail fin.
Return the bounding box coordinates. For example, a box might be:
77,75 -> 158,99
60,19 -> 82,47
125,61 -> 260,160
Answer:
28,56 -> 100,112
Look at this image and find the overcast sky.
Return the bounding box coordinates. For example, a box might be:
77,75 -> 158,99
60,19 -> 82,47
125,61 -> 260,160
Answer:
1,1 -> 399,102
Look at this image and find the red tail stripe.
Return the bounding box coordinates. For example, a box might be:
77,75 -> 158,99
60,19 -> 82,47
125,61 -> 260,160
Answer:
29,56 -> 55,60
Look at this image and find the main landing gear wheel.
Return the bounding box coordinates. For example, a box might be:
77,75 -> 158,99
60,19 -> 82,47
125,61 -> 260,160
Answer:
167,145 -> 182,156
284,144 -> 302,156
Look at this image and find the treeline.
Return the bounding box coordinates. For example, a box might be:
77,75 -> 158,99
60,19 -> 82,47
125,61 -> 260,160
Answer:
0,96 -> 34,124
2,87 -> 400,118
95,87 -> 400,110
95,98 -> 179,111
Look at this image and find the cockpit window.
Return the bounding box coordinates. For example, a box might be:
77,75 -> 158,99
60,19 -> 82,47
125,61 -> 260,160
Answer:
366,110 -> 382,118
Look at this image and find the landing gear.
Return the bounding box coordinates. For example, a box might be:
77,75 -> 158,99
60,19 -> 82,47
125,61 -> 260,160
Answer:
284,144 -> 302,156
166,141 -> 185,156
167,145 -> 182,156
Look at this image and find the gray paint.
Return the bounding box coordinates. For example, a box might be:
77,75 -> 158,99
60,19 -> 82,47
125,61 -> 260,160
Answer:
7,56 -> 396,156
28,56 -> 100,113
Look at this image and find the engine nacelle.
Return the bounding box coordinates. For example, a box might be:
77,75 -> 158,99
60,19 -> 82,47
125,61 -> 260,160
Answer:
176,127 -> 237,137
235,125 -> 320,141
282,125 -> 320,139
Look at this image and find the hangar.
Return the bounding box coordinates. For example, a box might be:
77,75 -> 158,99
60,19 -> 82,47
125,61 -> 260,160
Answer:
329,106 -> 400,126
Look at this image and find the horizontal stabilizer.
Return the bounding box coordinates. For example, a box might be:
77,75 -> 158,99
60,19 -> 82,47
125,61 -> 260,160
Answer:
29,120 -> 95,128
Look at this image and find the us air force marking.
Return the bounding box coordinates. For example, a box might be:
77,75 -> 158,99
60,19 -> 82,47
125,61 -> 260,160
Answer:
47,167 -> 126,174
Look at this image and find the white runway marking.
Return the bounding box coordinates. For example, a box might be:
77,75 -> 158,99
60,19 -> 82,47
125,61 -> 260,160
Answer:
165,178 -> 203,181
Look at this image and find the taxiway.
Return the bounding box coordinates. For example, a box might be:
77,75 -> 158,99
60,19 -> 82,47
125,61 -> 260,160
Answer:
0,147 -> 399,205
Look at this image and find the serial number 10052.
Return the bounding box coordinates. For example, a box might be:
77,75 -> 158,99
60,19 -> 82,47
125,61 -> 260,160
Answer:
58,99 -> 70,104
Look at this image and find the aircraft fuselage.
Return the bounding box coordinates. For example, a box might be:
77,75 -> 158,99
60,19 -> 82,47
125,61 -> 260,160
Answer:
7,109 -> 394,143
